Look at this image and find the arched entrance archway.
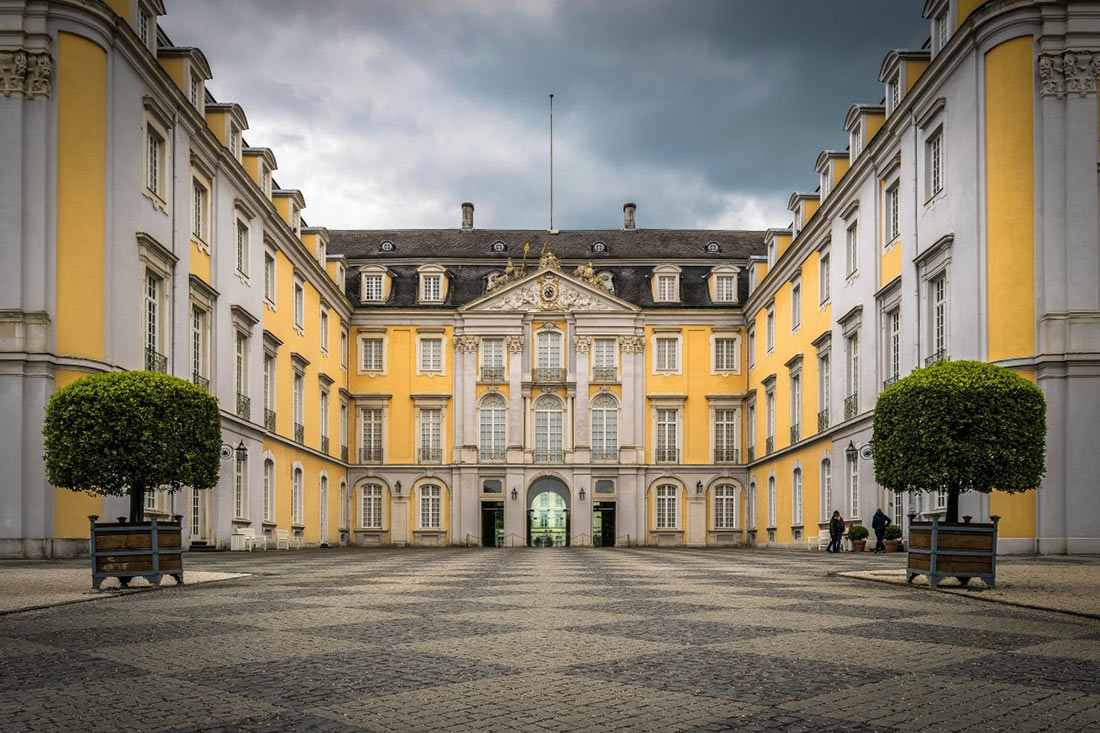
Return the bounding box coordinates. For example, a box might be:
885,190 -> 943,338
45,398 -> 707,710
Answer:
527,476 -> 570,547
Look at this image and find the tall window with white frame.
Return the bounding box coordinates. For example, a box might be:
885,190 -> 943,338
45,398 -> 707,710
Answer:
482,338 -> 504,381
790,374 -> 801,443
656,408 -> 678,463
320,309 -> 329,353
419,484 -> 441,529
714,336 -> 738,373
885,309 -> 900,388
292,467 -> 303,526
421,273 -> 442,302
146,126 -> 163,199
820,458 -> 832,522
235,332 -> 249,420
263,253 -> 275,303
229,123 -> 241,159
144,272 -> 164,372
479,393 -> 506,461
236,220 -> 249,276
714,273 -> 736,303
655,484 -> 678,529
656,337 -> 678,372
885,184 -> 900,243
888,74 -> 900,111
747,482 -> 757,529
819,251 -> 830,303
292,372 -> 304,444
792,468 -> 803,526
534,395 -> 564,463
139,10 -> 150,47
747,327 -> 755,368
714,409 -> 737,463
536,331 -> 563,379
845,334 -> 859,420
361,483 -> 382,529
339,481 -> 348,530
293,280 -> 304,331
340,329 -> 348,369
361,408 -> 382,462
791,282 -> 801,331
930,275 -> 947,363
767,476 -> 777,528
362,336 -> 383,372
339,402 -> 348,459
847,452 -> 860,519
192,179 -> 207,243
419,408 -> 441,463
319,475 -> 328,543
657,274 -> 678,302
765,307 -> 775,352
818,354 -> 831,430
319,387 -> 329,454
234,452 -> 247,519
936,8 -> 950,52
714,484 -> 737,529
928,129 -> 944,198
263,353 -> 275,430
191,306 -> 207,388
765,389 -> 775,454
591,393 -> 619,461
363,273 -> 383,302
593,338 -> 616,380
846,223 -> 858,277
263,459 -> 274,523
420,337 -> 442,373
746,402 -> 756,460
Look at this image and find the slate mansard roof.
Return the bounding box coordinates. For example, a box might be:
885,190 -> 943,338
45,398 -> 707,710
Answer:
328,228 -> 767,309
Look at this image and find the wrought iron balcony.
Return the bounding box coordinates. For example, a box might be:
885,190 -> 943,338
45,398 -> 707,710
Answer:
320,436 -> 330,454
359,447 -> 382,463
264,408 -> 276,432
144,346 -> 167,373
192,372 -> 209,390
340,445 -> 348,462
844,394 -> 859,420
533,367 -> 566,383
534,450 -> 564,463
592,366 -> 617,382
818,408 -> 830,432
656,448 -> 678,464
591,447 -> 619,462
765,436 -> 774,455
479,448 -> 506,462
236,393 -> 251,420
747,446 -> 755,462
790,423 -> 801,444
925,349 -> 948,366
480,366 -> 505,382
714,448 -> 739,464
293,422 -> 304,445
418,447 -> 442,464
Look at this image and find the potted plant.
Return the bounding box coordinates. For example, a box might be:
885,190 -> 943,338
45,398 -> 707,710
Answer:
847,524 -> 869,552
883,524 -> 903,552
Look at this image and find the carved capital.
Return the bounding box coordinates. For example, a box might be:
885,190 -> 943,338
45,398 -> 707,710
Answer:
573,335 -> 592,352
455,334 -> 480,352
620,335 -> 645,353
1039,51 -> 1100,98
505,334 -> 525,353
0,50 -> 51,99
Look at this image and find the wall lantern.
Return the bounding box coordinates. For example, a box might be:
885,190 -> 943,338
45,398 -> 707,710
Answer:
511,487 -> 518,500
579,487 -> 586,501
220,440 -> 248,461
394,480 -> 402,495
846,440 -> 874,462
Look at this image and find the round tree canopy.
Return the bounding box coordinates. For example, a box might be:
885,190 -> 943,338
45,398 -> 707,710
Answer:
873,360 -> 1045,497
43,370 -> 222,498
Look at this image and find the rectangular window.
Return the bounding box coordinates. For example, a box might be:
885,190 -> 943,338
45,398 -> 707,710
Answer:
536,331 -> 562,370
714,410 -> 737,462
819,354 -> 831,421
819,252 -> 830,303
361,408 -> 382,462
714,486 -> 737,529
790,375 -> 801,435
234,456 -> 247,519
928,130 -> 944,197
261,164 -> 272,198
236,221 -> 249,275
765,307 -> 775,352
656,409 -> 678,462
885,185 -> 900,242
420,338 -> 442,372
422,274 -> 442,301
320,310 -> 329,352
229,123 -> 241,158
821,460 -> 832,522
714,337 -> 738,372
889,75 -> 900,111
293,281 -> 304,329
144,273 -> 161,355
362,338 -> 384,372
319,388 -> 329,443
715,275 -> 736,302
655,337 -> 678,372
340,330 -> 348,368
593,338 -> 616,372
657,275 -> 677,302
420,485 -> 441,528
263,353 -> 275,412
264,253 -> 275,302
851,126 -> 863,158
362,484 -> 382,528
846,223 -> 858,276
292,469 -> 303,525
420,408 -> 441,461
363,275 -> 384,302
847,334 -> 860,413
766,390 -> 775,443
480,397 -> 506,460
290,205 -> 300,235
792,471 -> 803,526
887,309 -> 900,383
292,373 -> 304,428
936,9 -> 950,52
192,179 -> 207,241
482,338 -> 504,369
339,402 -> 348,452
263,460 -> 274,522
932,275 -> 947,358
747,486 -> 756,529
746,404 -> 756,451
768,478 -> 777,527
656,484 -> 678,529
146,128 -> 163,197
235,332 -> 247,398
848,453 -> 860,518
791,283 -> 801,331
139,11 -> 150,47
747,328 -> 755,369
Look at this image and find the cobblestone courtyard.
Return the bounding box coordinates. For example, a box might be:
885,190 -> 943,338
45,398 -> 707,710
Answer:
3,549 -> 1100,732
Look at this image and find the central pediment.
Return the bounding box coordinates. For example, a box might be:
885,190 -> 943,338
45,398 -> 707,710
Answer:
460,267 -> 639,313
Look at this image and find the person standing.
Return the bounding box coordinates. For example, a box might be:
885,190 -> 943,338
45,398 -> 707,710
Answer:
871,508 -> 890,554
827,510 -> 845,553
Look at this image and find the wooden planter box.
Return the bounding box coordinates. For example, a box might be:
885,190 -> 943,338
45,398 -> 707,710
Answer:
88,515 -> 184,590
907,515 -> 999,588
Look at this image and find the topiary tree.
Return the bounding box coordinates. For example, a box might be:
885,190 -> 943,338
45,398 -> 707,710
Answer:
44,371 -> 222,522
873,360 -> 1046,523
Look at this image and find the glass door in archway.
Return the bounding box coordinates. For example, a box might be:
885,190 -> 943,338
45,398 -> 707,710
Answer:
528,491 -> 569,547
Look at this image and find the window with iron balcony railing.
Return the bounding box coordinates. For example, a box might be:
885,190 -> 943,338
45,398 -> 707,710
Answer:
293,422 -> 304,444
236,393 -> 250,420
844,394 -> 859,420
320,436 -> 330,454
192,372 -> 209,391
534,450 -> 563,463
591,447 -> 619,462
340,445 -> 348,462
925,349 -> 948,366
480,448 -> 506,462
264,409 -> 276,432
533,367 -> 566,383
818,408 -> 829,432
592,366 -> 617,382
714,448 -> 739,463
765,436 -> 774,455
790,424 -> 800,444
418,448 -> 442,464
145,346 -> 167,373
656,448 -> 678,463
359,447 -> 382,463
480,366 -> 505,382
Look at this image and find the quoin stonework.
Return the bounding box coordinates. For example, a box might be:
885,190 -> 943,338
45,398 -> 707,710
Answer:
2,0 -> 1099,557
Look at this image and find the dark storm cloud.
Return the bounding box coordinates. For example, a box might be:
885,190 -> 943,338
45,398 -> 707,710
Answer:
161,0 -> 927,230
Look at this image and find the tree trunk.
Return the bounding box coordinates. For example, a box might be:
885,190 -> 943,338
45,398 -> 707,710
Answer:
946,486 -> 960,524
129,485 -> 145,523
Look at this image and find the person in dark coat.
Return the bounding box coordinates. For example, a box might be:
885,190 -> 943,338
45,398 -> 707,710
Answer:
871,508 -> 890,554
827,511 -> 845,553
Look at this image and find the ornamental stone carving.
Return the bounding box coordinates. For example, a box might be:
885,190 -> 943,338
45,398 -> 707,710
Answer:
482,278 -> 616,313
505,334 -> 525,353
455,334 -> 480,352
0,50 -> 51,99
620,335 -> 645,353
1039,51 -> 1100,98
573,335 -> 592,352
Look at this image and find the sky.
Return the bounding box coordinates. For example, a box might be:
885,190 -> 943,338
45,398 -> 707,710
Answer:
162,0 -> 928,232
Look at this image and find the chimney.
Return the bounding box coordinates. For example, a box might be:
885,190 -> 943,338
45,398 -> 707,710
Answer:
461,202 -> 474,231
623,202 -> 636,231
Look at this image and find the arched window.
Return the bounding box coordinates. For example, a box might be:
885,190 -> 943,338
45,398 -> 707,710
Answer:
263,458 -> 275,522
714,484 -> 737,529
479,393 -> 507,461
361,483 -> 382,529
319,475 -> 329,541
747,481 -> 757,529
419,484 -> 441,528
291,467 -> 304,525
534,394 -> 563,462
792,468 -> 803,526
767,476 -> 776,527
656,484 -> 678,529
591,393 -> 619,460
820,458 -> 832,522
536,330 -> 563,375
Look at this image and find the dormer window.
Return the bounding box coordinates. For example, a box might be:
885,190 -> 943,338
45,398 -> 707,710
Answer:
850,123 -> 863,158
652,265 -> 681,303
715,274 -> 736,303
229,123 -> 241,159
189,75 -> 200,107
706,242 -> 720,253
290,205 -> 300,235
139,11 -> 151,49
418,265 -> 446,303
317,239 -> 327,264
821,172 -> 831,199
935,8 -> 950,54
767,240 -> 777,268
261,164 -> 272,198
360,266 -> 388,303
592,241 -> 607,253
380,241 -> 394,252
888,74 -> 900,112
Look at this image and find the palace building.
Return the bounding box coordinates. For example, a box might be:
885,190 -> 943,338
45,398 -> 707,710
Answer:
2,0 -> 1099,557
